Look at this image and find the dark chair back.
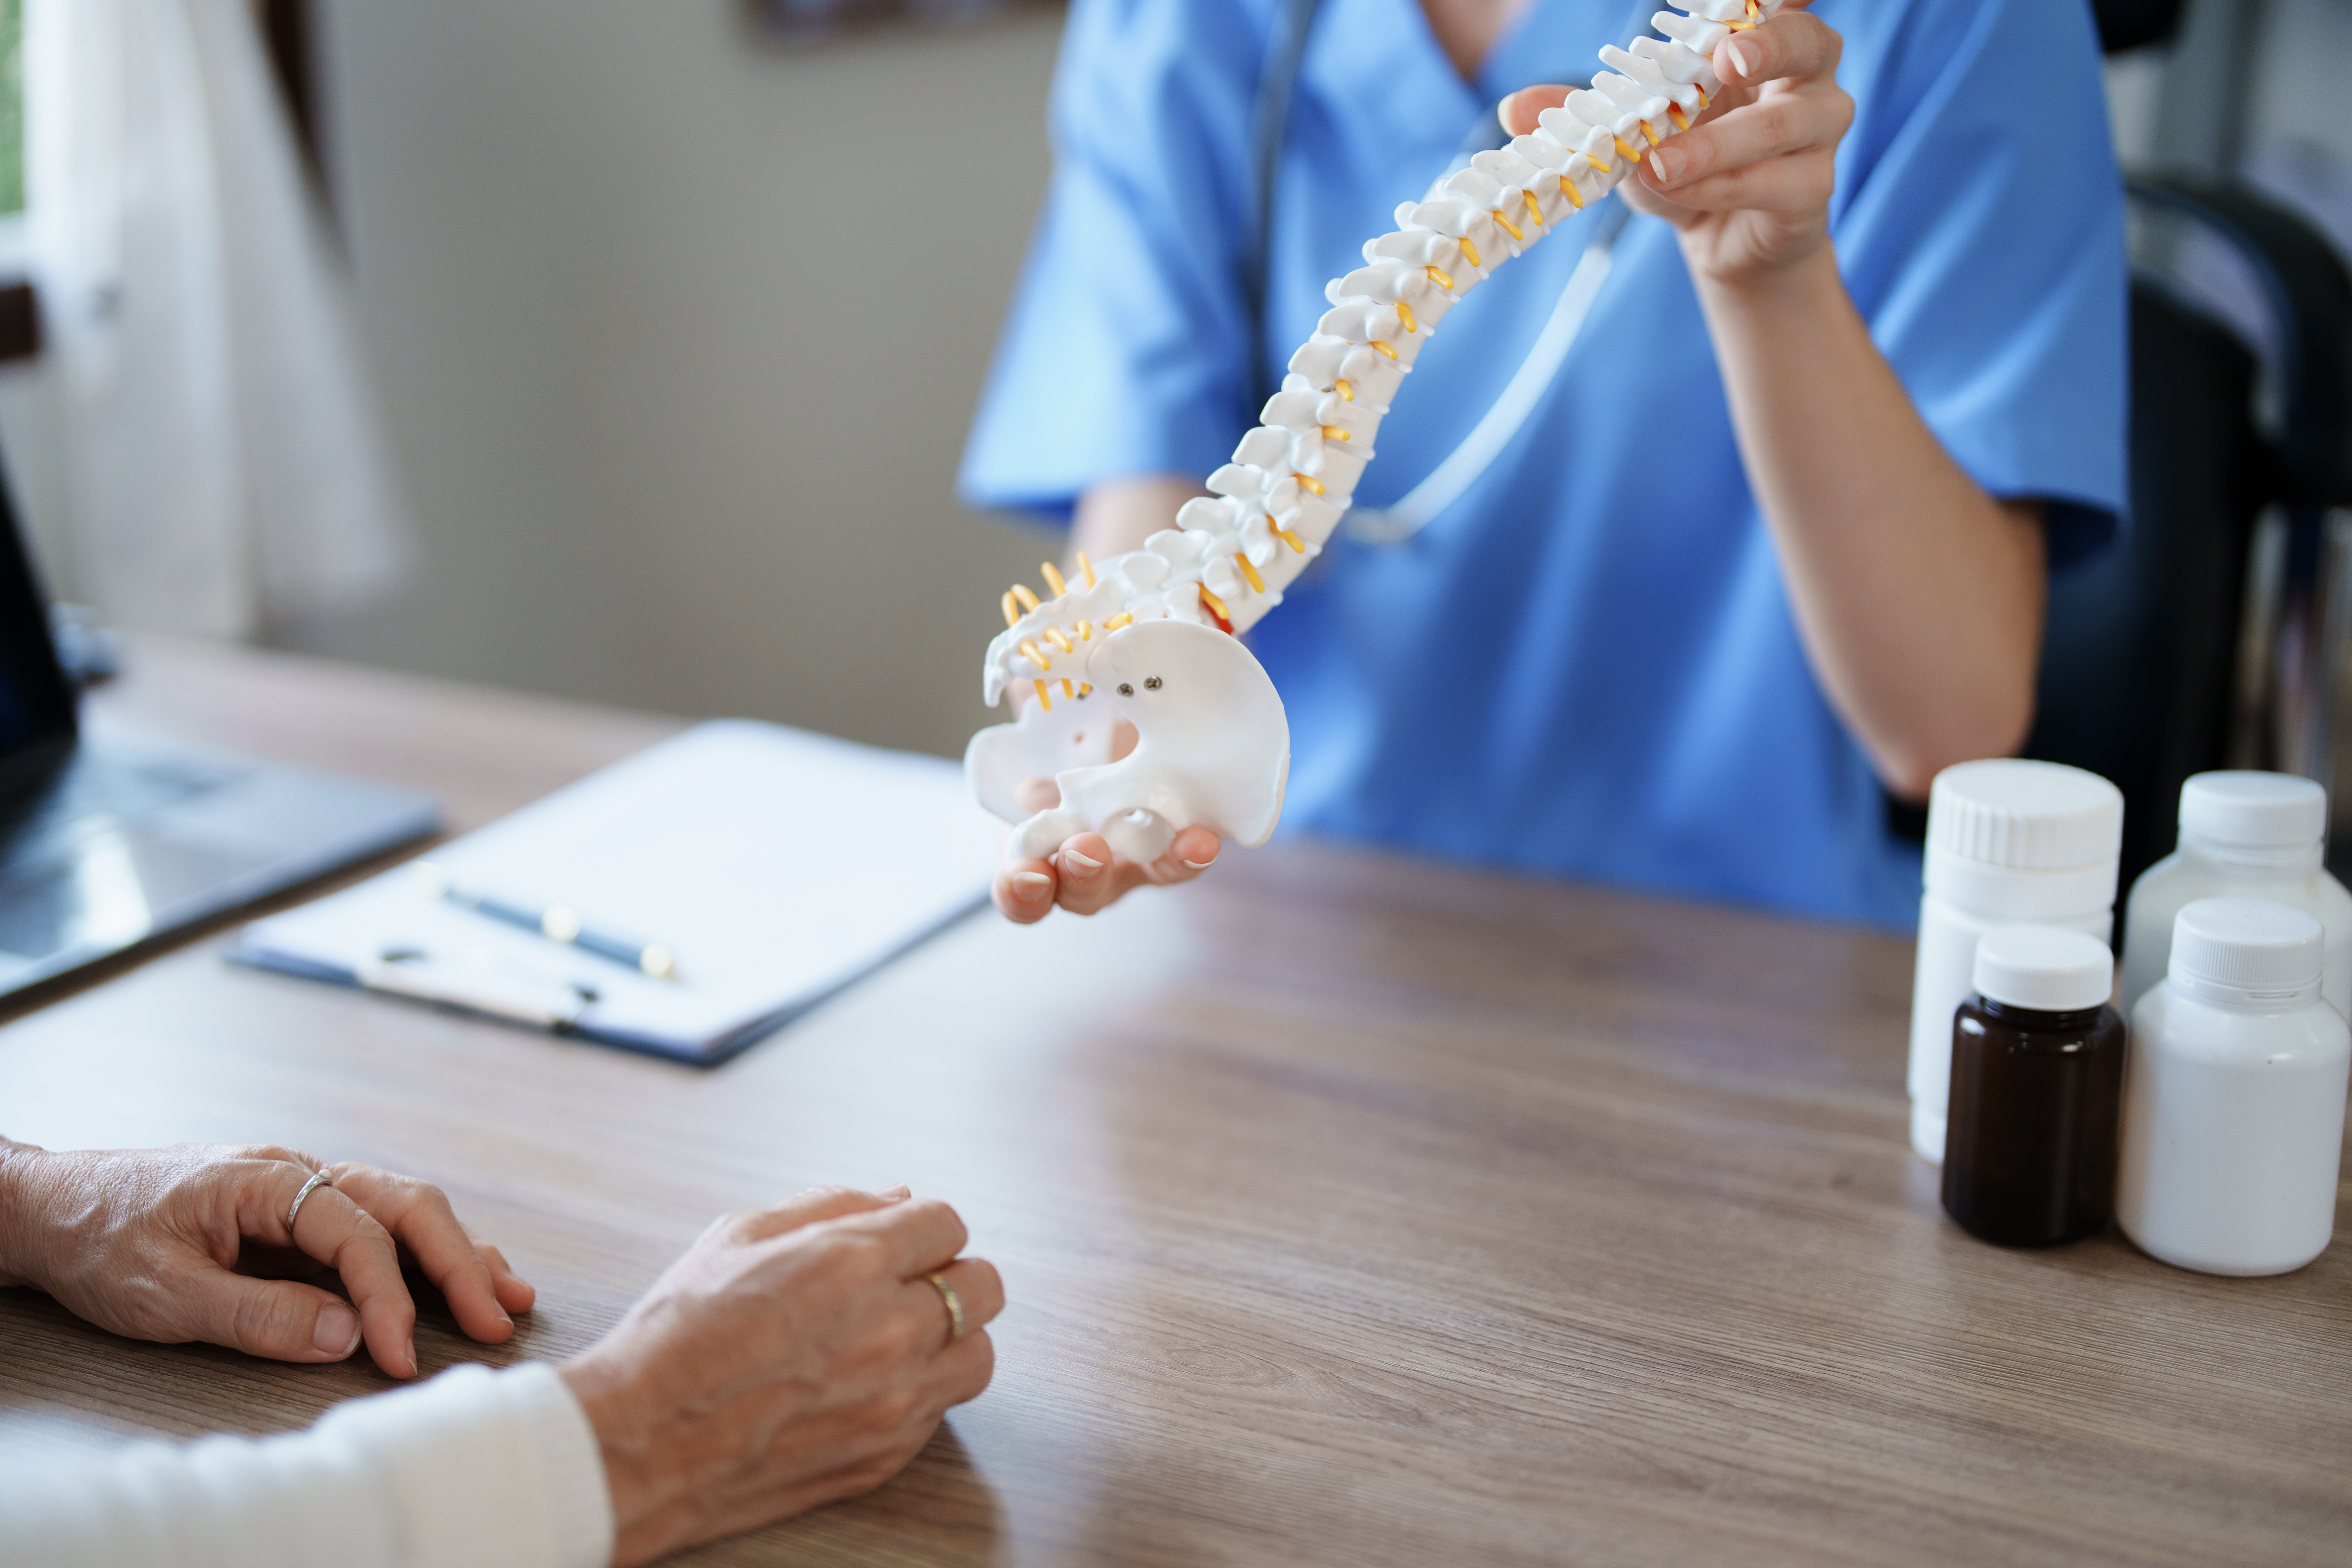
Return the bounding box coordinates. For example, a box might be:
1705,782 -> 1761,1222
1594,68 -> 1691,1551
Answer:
2024,279 -> 2263,890
2025,178 -> 2352,896
2091,0 -> 2186,53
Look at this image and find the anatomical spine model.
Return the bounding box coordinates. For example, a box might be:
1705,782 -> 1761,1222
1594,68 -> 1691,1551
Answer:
967,0 -> 1777,862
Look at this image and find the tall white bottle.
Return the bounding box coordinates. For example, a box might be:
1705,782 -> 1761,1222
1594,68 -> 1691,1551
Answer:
2118,897 -> 2350,1276
2118,771 -> 2352,1018
1909,760 -> 2123,1165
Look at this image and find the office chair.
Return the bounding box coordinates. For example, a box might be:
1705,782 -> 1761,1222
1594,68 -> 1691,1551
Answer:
2023,177 -> 2352,895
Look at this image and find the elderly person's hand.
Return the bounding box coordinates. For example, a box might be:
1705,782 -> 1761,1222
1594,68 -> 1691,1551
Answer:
560,1185 -> 1002,1567
0,1137 -> 530,1379
1501,0 -> 1851,285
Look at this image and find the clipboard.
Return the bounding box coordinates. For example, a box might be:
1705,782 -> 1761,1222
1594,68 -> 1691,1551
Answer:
232,720 -> 1003,1064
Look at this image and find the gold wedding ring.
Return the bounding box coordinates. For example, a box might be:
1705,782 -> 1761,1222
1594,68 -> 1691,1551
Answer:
926,1271 -> 965,1344
285,1168 -> 335,1235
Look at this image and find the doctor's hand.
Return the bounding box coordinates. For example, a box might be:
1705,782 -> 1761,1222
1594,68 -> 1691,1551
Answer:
989,705 -> 1220,921
1500,1 -> 1850,286
991,768 -> 1222,923
0,1139 -> 532,1380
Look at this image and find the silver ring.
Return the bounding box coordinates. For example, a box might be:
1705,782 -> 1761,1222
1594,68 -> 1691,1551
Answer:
285,1169 -> 335,1235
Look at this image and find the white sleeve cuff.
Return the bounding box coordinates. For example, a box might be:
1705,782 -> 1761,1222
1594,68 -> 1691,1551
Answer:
500,1362 -> 618,1568
0,1361 -> 614,1568
313,1361 -> 616,1568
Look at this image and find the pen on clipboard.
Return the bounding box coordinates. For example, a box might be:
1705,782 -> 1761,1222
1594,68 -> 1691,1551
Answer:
411,862 -> 680,980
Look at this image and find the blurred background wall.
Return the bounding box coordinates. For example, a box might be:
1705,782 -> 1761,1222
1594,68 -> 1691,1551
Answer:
2,0 -> 2349,762
282,0 -> 1064,758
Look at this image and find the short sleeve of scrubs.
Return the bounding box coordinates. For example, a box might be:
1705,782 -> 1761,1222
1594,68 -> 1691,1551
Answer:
1828,0 -> 2126,565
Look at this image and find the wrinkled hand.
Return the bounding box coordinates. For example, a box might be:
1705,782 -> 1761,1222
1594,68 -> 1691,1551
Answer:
991,715 -> 1221,923
1502,1 -> 1850,285
0,1139 -> 532,1379
559,1186 -> 1001,1567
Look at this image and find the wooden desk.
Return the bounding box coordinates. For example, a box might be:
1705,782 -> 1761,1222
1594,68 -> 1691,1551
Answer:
2,637 -> 2347,1567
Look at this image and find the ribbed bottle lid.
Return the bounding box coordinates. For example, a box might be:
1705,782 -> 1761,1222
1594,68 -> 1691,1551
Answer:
1971,925 -> 2114,1013
2169,897 -> 2324,997
1927,760 -> 2123,871
2178,771 -> 2327,847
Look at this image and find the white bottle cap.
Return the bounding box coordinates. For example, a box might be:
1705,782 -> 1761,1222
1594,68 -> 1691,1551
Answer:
1923,760 -> 2123,919
1971,924 -> 2115,1013
1929,760 -> 2123,868
2168,896 -> 2325,1007
2178,771 -> 2326,848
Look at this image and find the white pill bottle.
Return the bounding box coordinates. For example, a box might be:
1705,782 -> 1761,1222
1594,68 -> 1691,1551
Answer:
1908,760 -> 2124,1164
2118,897 -> 2350,1276
2117,771 -> 2352,1018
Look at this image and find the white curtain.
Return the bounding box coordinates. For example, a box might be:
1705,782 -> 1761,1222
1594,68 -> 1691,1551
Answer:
24,0 -> 407,638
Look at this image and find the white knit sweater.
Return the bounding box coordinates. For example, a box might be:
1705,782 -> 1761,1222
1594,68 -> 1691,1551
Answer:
0,1363 -> 614,1568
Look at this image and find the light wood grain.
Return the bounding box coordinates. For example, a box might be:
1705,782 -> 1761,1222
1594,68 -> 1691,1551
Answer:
1,635 -> 2346,1567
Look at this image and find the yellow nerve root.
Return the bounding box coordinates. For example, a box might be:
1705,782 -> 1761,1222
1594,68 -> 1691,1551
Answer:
1371,340 -> 1399,359
1043,627 -> 1073,654
1234,553 -> 1266,593
1040,561 -> 1067,597
1334,377 -> 1355,401
1640,121 -> 1661,148
1077,619 -> 1092,641
1614,135 -> 1641,164
1426,264 -> 1456,291
1268,514 -> 1306,552
1104,611 -> 1134,630
1034,679 -> 1051,710
1079,682 -> 1091,695
1668,104 -> 1690,132
1321,424 -> 1350,441
1077,550 -> 1097,588
1523,189 -> 1545,226
1000,591 -> 1019,628
1011,583 -> 1040,612
1396,301 -> 1417,334
1062,678 -> 1075,699
1020,639 -> 1051,671
1490,207 -> 1523,242
1459,236 -> 1482,268
1557,175 -> 1585,211
1293,472 -> 1326,495
1197,582 -> 1231,620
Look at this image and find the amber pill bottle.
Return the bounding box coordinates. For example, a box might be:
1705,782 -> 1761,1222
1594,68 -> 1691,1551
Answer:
1942,924 -> 2125,1247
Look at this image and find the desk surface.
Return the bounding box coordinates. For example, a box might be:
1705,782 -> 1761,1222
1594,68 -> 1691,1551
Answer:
2,637 -> 2347,1567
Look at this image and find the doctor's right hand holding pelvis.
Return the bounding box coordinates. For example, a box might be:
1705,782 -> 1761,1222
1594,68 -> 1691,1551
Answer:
991,711 -> 1222,923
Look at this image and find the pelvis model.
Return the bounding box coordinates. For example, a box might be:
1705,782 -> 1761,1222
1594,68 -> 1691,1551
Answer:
967,0 -> 1780,865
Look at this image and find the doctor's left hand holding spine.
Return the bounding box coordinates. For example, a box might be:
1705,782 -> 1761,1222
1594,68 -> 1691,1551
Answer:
0,1135 -> 1002,1567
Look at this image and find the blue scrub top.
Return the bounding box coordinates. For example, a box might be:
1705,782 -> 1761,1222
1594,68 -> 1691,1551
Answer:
960,0 -> 2127,931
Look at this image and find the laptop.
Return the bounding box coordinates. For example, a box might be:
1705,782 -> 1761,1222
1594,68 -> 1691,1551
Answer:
0,459 -> 441,1001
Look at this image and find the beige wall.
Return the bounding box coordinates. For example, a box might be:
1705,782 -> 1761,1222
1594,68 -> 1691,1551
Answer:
295,0 -> 1066,758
